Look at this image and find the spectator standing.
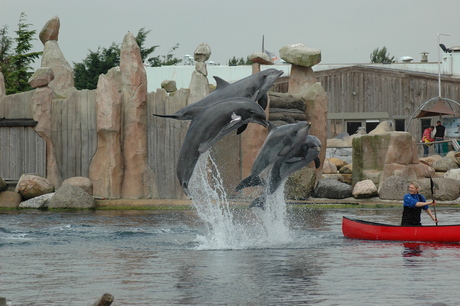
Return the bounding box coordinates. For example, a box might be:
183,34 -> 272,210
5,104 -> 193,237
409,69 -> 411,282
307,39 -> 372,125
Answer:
422,126 -> 434,157
434,120 -> 446,156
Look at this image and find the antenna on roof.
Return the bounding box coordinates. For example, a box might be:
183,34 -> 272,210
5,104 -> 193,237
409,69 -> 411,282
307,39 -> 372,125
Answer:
262,35 -> 264,52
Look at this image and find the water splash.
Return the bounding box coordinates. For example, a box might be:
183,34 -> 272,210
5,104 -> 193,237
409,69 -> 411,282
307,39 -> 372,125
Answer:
189,153 -> 292,250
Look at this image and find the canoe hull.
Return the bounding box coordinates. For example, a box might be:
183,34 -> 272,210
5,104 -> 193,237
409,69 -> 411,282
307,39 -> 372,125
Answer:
342,217 -> 460,242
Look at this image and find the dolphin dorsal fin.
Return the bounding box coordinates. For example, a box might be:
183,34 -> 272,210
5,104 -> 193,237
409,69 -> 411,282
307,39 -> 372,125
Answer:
213,76 -> 230,90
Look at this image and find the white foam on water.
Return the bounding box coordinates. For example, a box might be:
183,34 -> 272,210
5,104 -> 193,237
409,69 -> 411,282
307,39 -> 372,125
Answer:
189,153 -> 292,250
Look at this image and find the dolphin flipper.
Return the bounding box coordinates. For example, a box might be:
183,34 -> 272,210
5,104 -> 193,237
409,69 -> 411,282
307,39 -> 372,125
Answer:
314,157 -> 321,168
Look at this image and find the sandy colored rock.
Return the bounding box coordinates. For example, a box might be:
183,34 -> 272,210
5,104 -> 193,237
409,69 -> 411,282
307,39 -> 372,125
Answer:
0,191 -> 22,208
28,67 -> 54,88
249,52 -> 274,65
16,174 -> 54,200
120,32 -> 154,198
194,43 -> 211,62
39,16 -> 60,44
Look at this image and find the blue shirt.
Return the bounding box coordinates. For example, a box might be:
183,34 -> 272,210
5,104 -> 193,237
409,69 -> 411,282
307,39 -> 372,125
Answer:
403,193 -> 428,210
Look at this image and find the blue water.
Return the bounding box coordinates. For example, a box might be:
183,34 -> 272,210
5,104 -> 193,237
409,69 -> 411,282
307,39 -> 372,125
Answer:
2,207 -> 460,305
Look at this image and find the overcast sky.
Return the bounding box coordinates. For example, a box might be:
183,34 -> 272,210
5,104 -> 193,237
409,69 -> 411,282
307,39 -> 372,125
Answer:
2,0 -> 460,67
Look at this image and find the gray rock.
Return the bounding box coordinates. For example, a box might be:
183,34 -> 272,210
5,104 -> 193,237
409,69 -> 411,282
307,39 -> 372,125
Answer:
353,179 -> 378,198
279,43 -> 321,67
161,80 -> 177,92
378,175 -> 407,200
313,179 -> 352,199
194,43 -> 211,62
48,185 -> 95,209
433,157 -> 459,172
62,177 -> 93,195
444,168 -> 460,181
19,193 -> 54,209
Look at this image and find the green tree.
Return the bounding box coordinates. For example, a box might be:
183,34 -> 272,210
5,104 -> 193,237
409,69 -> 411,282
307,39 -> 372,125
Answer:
0,13 -> 42,94
370,46 -> 395,63
74,28 -> 181,90
74,43 -> 120,90
228,56 -> 251,66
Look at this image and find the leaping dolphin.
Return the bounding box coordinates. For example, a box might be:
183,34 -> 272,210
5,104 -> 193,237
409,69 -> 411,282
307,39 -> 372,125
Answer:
268,135 -> 321,194
153,68 -> 284,121
248,135 -> 321,209
235,121 -> 311,192
177,97 -> 269,196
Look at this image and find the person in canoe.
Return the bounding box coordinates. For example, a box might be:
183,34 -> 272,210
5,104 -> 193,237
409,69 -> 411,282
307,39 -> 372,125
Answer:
401,182 -> 438,226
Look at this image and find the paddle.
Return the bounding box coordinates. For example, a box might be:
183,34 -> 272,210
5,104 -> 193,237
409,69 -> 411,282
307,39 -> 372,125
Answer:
429,176 -> 438,225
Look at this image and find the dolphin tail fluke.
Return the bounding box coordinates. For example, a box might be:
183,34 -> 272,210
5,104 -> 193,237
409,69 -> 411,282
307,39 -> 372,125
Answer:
236,176 -> 265,191
249,195 -> 266,209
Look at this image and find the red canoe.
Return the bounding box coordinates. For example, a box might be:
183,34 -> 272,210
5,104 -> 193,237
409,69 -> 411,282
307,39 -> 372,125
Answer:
342,217 -> 460,243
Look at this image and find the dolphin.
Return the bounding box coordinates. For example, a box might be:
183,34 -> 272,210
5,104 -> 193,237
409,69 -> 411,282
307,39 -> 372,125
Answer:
268,135 -> 321,195
248,135 -> 321,209
177,97 -> 269,195
235,121 -> 311,192
152,68 -> 284,121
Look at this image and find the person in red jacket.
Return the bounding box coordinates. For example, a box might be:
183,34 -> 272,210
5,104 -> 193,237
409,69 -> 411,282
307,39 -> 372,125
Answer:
421,126 -> 434,157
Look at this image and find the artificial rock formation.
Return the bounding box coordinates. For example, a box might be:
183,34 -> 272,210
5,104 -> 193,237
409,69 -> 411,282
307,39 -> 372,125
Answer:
120,32 -> 154,198
352,132 -> 435,190
280,43 -> 327,187
188,43 -> 211,104
89,68 -> 123,198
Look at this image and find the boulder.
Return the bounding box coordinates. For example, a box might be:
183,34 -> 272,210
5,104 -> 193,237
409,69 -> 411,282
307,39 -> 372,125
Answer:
16,174 -> 54,200
378,175 -> 407,200
62,177 -> 93,195
444,168 -> 460,181
313,179 -> 352,199
161,80 -> 177,92
285,167 -> 316,200
339,164 -> 353,174
28,67 -> 54,88
368,120 -> 394,135
353,179 -> 378,198
328,157 -> 347,170
0,191 -> 22,208
48,185 -> 95,209
39,16 -> 60,44
417,178 -> 460,201
322,160 -> 337,174
249,52 -> 273,65
279,43 -> 321,67
433,157 -> 459,172
194,43 -> 211,62
19,193 -> 54,209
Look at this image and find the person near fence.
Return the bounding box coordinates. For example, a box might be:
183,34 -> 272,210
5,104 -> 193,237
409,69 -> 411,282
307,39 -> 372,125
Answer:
434,120 -> 446,156
421,126 -> 434,157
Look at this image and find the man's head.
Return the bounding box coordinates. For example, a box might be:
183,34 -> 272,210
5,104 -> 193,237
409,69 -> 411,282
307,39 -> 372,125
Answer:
437,121 -> 442,125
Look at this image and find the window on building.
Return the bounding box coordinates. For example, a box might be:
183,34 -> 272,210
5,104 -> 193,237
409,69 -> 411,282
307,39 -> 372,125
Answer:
346,121 -> 363,135
394,119 -> 405,131
366,120 -> 379,133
